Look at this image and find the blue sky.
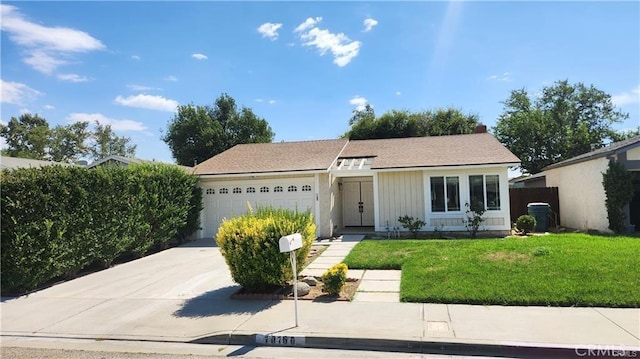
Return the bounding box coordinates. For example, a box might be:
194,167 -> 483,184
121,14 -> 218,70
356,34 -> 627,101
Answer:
1,1 -> 639,165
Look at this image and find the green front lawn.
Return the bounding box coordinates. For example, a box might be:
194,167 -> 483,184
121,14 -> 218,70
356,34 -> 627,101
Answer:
343,234 -> 640,307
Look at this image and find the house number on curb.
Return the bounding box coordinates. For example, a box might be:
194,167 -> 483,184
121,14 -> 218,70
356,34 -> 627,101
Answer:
255,334 -> 306,346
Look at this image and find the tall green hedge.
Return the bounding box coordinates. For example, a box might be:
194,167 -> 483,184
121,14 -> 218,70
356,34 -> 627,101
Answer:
1,164 -> 202,292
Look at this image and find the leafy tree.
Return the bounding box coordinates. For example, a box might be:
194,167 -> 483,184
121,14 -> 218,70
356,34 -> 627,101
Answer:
610,127 -> 640,142
0,113 -> 50,159
163,93 -> 275,166
90,121 -> 136,160
344,107 -> 479,140
493,80 -> 629,174
48,122 -> 91,163
1,114 -> 136,162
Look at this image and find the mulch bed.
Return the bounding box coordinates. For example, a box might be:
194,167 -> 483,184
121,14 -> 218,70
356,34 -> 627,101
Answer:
231,278 -> 360,302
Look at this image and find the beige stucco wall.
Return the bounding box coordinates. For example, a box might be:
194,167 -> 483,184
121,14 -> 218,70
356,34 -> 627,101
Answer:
376,171 -> 425,230
545,157 -> 609,231
627,146 -> 640,161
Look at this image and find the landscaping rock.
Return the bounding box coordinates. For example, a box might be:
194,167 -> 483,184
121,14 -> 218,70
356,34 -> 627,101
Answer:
293,282 -> 311,296
302,276 -> 318,286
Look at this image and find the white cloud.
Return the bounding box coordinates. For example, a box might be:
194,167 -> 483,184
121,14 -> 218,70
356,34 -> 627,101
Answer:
363,18 -> 378,32
114,94 -> 179,112
0,4 -> 105,74
349,96 -> 368,111
43,104 -> 55,110
295,17 -> 361,67
255,99 -> 264,103
164,75 -> 178,82
127,84 -> 161,92
268,100 -> 277,105
192,53 -> 208,60
612,86 -> 640,107
131,55 -> 140,60
57,73 -> 89,82
257,22 -> 283,40
396,91 -> 401,96
294,17 -> 322,33
0,79 -> 42,105
488,72 -> 511,81
67,112 -> 147,132
19,108 -> 30,114
23,50 -> 67,74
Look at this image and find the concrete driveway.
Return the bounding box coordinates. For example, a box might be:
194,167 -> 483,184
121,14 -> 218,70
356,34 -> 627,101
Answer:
1,237 -> 275,342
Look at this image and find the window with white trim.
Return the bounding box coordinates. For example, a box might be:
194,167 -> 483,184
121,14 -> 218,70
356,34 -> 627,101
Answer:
260,186 -> 269,193
233,187 -> 242,194
430,176 -> 460,212
205,188 -> 215,195
288,185 -> 297,192
219,188 -> 228,194
274,186 -> 283,192
302,185 -> 312,192
246,187 -> 255,193
469,175 -> 501,211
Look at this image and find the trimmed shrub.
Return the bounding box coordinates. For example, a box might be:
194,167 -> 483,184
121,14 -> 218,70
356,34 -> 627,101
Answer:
215,206 -> 315,291
516,215 -> 537,234
602,161 -> 635,233
321,263 -> 348,295
1,164 -> 202,292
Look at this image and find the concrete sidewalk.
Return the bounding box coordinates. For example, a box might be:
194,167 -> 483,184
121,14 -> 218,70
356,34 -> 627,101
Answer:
2,237 -> 639,357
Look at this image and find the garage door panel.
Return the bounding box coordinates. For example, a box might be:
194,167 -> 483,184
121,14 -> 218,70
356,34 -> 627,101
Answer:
202,180 -> 315,239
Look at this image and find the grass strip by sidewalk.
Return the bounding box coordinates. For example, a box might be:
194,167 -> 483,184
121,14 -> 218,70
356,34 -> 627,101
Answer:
343,233 -> 640,307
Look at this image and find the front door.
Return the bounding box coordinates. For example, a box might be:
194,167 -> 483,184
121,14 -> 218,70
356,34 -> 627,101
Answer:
343,181 -> 374,227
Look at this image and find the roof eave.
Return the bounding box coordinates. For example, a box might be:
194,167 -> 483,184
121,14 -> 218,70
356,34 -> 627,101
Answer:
371,162 -> 521,172
197,168 -> 329,179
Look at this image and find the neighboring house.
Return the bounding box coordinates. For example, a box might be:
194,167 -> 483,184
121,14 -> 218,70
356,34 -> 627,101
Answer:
194,129 -> 520,238
88,155 -> 192,172
544,135 -> 640,232
0,156 -> 77,170
509,172 -> 547,188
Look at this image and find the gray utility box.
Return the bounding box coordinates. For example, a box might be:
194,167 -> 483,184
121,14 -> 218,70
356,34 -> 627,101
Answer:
528,202 -> 551,232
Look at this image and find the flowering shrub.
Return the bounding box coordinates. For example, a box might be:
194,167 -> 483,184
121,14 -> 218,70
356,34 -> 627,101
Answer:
321,263 -> 348,295
216,206 -> 315,291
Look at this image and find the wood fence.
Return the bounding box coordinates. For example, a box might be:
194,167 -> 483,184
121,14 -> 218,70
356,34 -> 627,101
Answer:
509,187 -> 560,226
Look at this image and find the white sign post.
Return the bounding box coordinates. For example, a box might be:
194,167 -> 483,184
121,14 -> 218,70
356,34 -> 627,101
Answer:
279,233 -> 303,327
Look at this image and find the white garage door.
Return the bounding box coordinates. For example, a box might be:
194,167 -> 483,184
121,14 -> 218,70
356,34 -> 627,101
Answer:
201,178 -> 315,239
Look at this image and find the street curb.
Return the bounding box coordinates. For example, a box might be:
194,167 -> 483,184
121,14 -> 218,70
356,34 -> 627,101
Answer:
190,333 -> 601,358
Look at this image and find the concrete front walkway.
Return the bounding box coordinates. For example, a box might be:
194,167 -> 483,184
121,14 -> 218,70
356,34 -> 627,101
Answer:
301,235 -> 402,302
2,237 -> 638,357
300,235 -> 365,280
354,270 -> 402,302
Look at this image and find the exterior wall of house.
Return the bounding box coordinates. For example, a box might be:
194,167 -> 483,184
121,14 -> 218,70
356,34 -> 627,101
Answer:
376,171 -> 425,231
422,166 -> 512,232
317,173 -> 340,238
627,146 -> 640,161
545,157 -> 609,232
